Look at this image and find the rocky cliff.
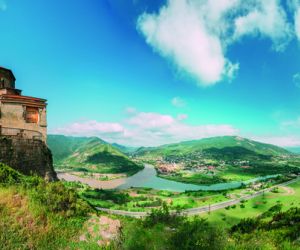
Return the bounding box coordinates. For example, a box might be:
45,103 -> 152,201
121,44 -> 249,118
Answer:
0,136 -> 57,181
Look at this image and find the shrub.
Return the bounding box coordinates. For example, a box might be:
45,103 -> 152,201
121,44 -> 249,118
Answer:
0,163 -> 22,184
143,203 -> 183,228
170,218 -> 227,250
31,181 -> 90,217
231,218 -> 260,234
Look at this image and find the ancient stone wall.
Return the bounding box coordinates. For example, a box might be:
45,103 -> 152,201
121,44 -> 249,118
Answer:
0,136 -> 57,181
0,103 -> 47,141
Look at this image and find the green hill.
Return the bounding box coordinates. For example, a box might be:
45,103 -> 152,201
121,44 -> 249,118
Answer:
134,136 -> 291,158
47,135 -> 143,176
133,136 -> 297,185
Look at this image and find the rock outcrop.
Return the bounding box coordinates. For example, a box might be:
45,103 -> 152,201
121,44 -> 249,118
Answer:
0,136 -> 57,181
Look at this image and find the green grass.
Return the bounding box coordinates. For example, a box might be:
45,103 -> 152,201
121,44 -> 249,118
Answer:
80,186 -> 246,212
0,164 -> 103,249
203,179 -> 300,228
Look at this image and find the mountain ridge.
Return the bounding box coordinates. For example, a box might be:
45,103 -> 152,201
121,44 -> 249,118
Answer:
133,136 -> 291,157
47,135 -> 143,176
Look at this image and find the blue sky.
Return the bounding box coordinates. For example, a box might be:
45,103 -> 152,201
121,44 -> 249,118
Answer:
0,0 -> 300,147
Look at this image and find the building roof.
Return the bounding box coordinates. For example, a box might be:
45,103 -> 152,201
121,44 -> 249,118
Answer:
0,94 -> 47,108
0,66 -> 16,81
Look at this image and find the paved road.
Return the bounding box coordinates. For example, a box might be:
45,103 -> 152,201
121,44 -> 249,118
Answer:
96,177 -> 300,218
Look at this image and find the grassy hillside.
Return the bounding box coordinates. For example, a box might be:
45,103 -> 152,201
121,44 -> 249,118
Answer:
135,136 -> 291,157
1,163 -> 300,249
48,135 -> 143,176
0,163 -> 98,249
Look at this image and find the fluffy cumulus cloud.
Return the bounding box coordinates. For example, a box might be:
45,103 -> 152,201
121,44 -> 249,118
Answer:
233,0 -> 292,51
137,0 -> 239,86
51,111 -> 300,147
137,0 -> 294,86
288,0 -> 300,40
51,110 -> 238,146
52,120 -> 126,139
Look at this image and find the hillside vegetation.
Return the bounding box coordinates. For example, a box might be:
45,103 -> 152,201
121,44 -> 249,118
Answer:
135,136 -> 291,157
1,163 -> 300,249
0,163 -> 97,249
134,136 -> 299,185
48,135 -> 143,176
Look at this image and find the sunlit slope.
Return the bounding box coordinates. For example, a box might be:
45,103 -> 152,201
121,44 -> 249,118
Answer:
135,136 -> 291,158
48,135 -> 143,175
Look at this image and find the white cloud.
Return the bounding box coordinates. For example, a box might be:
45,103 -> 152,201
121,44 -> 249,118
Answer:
295,7 -> 300,40
51,111 -> 300,147
51,120 -> 125,138
137,0 -> 239,86
127,112 -> 175,129
137,0 -> 293,86
171,97 -> 186,108
233,0 -> 292,51
293,73 -> 300,88
252,135 -> 300,147
288,0 -> 300,40
51,110 -> 238,146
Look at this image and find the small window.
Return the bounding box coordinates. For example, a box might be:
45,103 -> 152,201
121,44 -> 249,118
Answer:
25,107 -> 39,123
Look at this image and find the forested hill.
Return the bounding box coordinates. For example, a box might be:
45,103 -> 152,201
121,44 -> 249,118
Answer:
47,135 -> 142,176
134,136 -> 291,158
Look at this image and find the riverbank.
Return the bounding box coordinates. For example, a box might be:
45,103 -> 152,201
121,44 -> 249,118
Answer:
58,164 -> 286,192
57,172 -> 127,189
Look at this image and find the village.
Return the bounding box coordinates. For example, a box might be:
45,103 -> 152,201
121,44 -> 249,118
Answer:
135,152 -> 252,177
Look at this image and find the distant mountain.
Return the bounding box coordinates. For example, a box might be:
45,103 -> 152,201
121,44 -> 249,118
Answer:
134,136 -> 291,158
286,147 -> 300,154
111,143 -> 139,154
47,135 -> 143,175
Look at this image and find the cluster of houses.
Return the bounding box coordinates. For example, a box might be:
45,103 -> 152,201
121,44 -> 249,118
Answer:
149,153 -> 256,175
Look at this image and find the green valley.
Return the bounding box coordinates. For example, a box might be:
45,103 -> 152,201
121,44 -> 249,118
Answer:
1,163 -> 300,249
134,136 -> 300,185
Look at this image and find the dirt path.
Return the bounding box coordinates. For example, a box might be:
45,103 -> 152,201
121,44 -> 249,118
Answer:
280,186 -> 295,195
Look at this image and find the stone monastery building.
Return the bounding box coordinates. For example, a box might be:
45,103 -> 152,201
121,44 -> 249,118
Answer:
0,66 -> 47,142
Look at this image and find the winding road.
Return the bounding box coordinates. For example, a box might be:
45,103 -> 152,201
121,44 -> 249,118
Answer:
96,177 -> 300,218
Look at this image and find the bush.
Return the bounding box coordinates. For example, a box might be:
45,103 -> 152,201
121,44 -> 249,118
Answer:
143,203 -> 183,228
170,218 -> 227,250
231,218 -> 260,234
31,181 -> 90,217
0,163 -> 22,184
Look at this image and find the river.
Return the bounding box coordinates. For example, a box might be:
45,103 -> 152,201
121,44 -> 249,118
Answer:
57,164 -> 278,192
